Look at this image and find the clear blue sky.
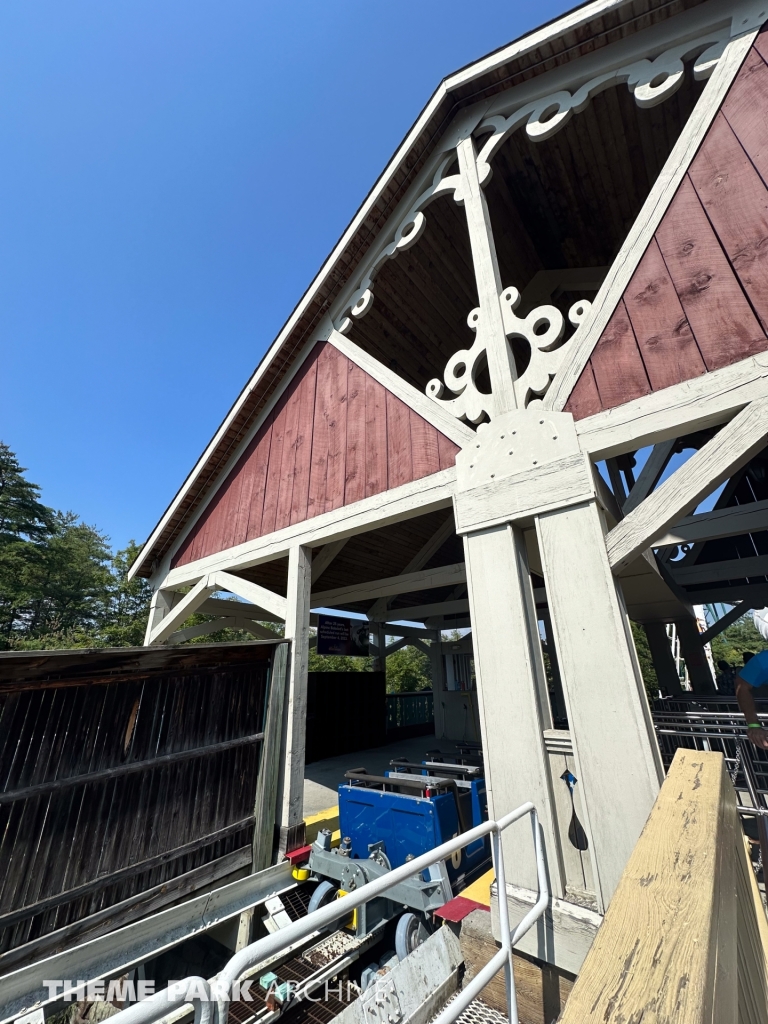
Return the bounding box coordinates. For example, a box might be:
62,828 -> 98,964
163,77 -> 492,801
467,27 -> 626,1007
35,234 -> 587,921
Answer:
1,0 -> 570,552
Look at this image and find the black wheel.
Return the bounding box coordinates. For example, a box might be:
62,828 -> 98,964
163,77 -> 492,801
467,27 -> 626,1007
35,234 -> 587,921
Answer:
395,912 -> 430,960
307,879 -> 337,914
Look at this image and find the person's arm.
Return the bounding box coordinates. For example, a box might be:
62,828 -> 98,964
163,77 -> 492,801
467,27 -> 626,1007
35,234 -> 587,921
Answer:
736,675 -> 768,748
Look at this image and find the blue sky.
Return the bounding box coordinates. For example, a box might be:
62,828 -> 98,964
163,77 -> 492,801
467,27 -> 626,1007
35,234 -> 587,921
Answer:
1,0 -> 573,552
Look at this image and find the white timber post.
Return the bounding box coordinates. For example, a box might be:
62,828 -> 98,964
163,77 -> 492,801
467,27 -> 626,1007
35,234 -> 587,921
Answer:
456,135 -> 518,414
430,637 -> 446,740
536,500 -> 664,910
276,544 -> 312,854
144,588 -> 176,645
462,518 -> 564,896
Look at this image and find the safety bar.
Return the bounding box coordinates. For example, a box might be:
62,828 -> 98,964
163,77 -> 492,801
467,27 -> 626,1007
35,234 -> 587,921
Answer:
102,802 -> 547,1024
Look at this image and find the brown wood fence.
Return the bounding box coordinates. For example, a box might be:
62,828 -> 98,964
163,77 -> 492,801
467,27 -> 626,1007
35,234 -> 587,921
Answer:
0,641 -> 285,973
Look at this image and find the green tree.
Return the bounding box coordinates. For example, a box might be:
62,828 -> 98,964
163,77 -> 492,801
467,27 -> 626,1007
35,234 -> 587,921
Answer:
710,613 -> 768,666
631,621 -> 659,703
386,643 -> 432,692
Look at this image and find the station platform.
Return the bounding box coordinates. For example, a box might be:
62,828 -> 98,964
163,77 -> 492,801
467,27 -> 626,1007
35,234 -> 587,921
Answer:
302,731 -> 462,815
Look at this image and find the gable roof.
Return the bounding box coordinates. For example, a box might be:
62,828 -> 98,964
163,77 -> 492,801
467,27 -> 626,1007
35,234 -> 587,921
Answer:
131,0 -> 708,579
565,28 -> 768,418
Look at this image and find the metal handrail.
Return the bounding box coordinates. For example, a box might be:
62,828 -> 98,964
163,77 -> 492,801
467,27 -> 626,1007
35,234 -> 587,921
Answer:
103,802 -> 547,1024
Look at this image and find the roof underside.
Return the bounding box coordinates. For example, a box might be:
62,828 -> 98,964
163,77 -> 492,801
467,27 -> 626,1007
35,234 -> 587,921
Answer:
135,0 -> 708,577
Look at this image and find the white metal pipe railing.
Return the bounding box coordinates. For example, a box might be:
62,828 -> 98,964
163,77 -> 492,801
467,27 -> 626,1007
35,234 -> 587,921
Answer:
102,801 -> 547,1024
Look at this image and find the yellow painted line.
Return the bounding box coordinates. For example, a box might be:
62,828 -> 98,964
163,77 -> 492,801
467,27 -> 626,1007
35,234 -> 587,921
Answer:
461,868 -> 494,907
304,805 -> 340,844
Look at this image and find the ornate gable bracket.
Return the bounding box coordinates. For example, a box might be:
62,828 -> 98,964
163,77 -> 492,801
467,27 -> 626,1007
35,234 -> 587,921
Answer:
426,290 -> 592,424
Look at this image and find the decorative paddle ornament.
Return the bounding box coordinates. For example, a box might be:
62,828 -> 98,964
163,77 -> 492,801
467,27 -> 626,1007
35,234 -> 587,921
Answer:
560,769 -> 589,851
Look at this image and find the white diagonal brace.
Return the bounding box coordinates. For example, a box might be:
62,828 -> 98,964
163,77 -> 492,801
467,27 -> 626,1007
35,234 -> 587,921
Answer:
311,539 -> 349,585
547,28 -> 758,412
368,515 -> 456,620
210,570 -> 288,620
607,399 -> 768,573
698,603 -> 746,646
623,440 -> 676,514
149,577 -> 217,645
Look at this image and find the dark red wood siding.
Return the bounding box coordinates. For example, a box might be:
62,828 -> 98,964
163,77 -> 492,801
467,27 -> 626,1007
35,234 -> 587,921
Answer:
172,343 -> 459,568
565,34 -> 768,420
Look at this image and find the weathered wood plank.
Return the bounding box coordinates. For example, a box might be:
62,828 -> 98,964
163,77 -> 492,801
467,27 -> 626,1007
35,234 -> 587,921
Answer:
559,750 -> 768,1024
588,300 -> 651,410
324,343 -> 349,513
386,390 -> 413,490
722,45 -> 768,188
564,361 -> 602,419
289,360 -> 317,526
365,374 -> 388,497
408,409 -> 440,481
244,422 -> 273,541
307,343 -> 331,518
656,176 -> 767,371
689,113 -> 768,332
622,238 -> 705,390
259,393 -> 289,536
344,359 -> 366,506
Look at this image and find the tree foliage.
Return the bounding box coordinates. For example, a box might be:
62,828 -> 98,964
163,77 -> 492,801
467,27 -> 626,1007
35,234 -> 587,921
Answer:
0,443 -> 153,649
710,613 -> 768,666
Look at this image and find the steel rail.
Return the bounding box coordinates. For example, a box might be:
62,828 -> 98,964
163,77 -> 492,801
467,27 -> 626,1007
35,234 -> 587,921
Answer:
103,801 -> 546,1024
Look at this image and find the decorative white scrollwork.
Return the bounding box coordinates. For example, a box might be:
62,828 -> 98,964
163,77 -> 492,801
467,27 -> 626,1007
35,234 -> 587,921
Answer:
332,18 -> 745,335
426,290 -> 592,422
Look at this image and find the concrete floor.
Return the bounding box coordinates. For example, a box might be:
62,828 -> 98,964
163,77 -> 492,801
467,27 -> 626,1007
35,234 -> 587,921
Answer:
302,732 -> 462,816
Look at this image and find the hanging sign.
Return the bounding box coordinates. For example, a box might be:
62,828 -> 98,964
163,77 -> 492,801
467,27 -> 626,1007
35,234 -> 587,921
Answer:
317,614 -> 370,656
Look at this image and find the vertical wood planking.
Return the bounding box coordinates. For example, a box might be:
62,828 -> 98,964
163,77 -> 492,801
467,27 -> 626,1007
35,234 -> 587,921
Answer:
307,344 -> 332,518
170,341 -> 458,567
589,301 -> 652,410
437,431 -> 459,471
656,177 -> 766,368
365,375 -> 388,496
323,345 -> 349,512
408,409 -> 440,480
344,360 -> 366,505
244,424 -> 273,542
386,391 -> 413,490
722,46 -> 768,184
289,359 -> 318,526
564,361 -> 602,419
689,113 -> 768,331
273,375 -> 302,533
622,238 -> 705,390
259,394 -> 290,536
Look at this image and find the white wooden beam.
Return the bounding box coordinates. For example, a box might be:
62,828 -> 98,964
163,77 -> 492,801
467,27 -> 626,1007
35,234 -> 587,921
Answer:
196,596 -> 280,622
209,570 -> 288,620
148,578 -> 217,645
326,331 -> 473,448
651,498 -> 768,548
698,603 -> 746,646
606,400 -> 768,573
162,468 -> 456,591
368,515 -> 456,620
377,599 -> 471,623
669,555 -> 768,587
678,583 -> 768,606
547,28 -> 759,412
575,354 -> 768,461
277,546 -> 312,848
623,440 -> 676,515
310,539 -> 349,585
312,562 -> 466,609
381,624 -> 439,640
167,617 -> 236,644
457,135 -> 517,414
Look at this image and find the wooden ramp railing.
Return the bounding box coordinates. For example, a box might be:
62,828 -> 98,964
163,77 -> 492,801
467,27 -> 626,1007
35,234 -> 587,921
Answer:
560,749 -> 768,1024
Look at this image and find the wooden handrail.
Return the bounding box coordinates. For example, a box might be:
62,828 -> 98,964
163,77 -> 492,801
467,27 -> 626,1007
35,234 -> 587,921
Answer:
560,749 -> 768,1023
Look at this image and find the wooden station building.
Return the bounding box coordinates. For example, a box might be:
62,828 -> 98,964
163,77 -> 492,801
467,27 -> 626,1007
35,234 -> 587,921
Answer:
130,0 -> 768,974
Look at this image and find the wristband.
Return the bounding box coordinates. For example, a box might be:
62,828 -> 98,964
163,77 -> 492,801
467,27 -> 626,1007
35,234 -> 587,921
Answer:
747,723 -> 764,729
